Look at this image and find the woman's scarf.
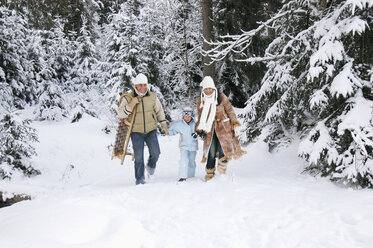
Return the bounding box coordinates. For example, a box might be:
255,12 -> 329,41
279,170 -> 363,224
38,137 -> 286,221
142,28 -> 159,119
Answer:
198,90 -> 217,132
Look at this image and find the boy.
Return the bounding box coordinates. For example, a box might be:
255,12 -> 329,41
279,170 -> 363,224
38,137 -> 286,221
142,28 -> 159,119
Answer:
168,107 -> 198,182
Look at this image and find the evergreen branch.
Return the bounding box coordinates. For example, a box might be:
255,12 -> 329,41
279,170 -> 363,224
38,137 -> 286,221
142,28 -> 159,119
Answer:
203,9 -> 307,63
235,54 -> 292,64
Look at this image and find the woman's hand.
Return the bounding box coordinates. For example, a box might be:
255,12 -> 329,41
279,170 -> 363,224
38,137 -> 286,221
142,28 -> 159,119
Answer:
196,130 -> 207,140
230,120 -> 242,131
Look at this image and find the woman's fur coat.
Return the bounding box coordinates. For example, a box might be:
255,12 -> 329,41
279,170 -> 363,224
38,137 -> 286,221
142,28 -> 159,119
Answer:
196,92 -> 246,163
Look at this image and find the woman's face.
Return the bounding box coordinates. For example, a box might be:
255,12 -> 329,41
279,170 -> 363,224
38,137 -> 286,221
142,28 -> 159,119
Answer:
203,87 -> 214,96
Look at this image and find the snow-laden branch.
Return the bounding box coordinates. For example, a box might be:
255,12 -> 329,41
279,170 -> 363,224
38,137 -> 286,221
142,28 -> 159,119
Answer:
235,54 -> 292,64
203,9 -> 307,63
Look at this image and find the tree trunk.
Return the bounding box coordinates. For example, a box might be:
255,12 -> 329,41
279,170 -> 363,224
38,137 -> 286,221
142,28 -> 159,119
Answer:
267,0 -> 276,39
201,0 -> 215,80
320,0 -> 327,9
182,1 -> 193,99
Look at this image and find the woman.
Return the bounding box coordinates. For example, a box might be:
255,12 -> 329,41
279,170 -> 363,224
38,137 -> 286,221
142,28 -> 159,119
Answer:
196,76 -> 246,181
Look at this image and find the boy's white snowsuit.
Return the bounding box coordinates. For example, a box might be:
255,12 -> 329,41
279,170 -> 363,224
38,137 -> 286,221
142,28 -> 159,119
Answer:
168,119 -> 198,179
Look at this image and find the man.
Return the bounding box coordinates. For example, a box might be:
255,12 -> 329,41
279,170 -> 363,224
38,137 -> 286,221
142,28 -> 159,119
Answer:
118,73 -> 168,185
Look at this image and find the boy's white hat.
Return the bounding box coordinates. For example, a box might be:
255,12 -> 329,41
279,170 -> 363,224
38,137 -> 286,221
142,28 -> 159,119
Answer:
134,73 -> 148,85
182,106 -> 194,117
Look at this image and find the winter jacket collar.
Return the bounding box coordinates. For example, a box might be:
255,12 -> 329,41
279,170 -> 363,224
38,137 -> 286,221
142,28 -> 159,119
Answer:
133,88 -> 150,97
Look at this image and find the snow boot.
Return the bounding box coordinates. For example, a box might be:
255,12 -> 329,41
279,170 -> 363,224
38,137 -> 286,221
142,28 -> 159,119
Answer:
178,178 -> 186,182
204,168 -> 215,181
217,160 -> 228,174
146,164 -> 155,176
136,179 -> 146,185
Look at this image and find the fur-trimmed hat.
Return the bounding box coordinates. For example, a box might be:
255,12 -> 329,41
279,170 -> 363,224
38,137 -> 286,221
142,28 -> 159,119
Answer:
133,73 -> 148,85
182,106 -> 194,117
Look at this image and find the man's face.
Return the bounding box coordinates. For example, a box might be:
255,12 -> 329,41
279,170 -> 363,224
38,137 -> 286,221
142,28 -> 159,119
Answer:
203,87 -> 214,96
135,84 -> 148,94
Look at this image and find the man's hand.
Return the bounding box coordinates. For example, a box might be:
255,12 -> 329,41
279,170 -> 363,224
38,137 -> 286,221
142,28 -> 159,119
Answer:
161,122 -> 168,135
128,97 -> 139,109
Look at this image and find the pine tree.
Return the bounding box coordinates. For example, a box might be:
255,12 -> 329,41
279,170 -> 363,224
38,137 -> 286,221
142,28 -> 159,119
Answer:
68,17 -> 101,122
101,1 -> 141,116
0,6 -> 32,109
32,19 -> 72,121
209,0 -> 373,188
212,0 -> 274,107
0,112 -> 40,180
153,0 -> 202,109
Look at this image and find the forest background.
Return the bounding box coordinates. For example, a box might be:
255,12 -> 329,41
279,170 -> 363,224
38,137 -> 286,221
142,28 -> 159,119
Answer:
0,0 -> 372,193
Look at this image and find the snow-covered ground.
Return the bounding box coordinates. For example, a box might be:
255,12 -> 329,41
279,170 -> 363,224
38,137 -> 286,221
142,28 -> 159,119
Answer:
0,115 -> 373,248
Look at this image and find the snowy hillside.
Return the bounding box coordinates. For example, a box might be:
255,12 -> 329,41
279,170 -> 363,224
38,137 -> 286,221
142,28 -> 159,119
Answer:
0,115 -> 372,248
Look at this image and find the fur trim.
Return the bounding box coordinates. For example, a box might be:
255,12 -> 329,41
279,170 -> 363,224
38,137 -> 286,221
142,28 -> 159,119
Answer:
205,167 -> 216,181
217,160 -> 227,174
206,167 -> 216,173
233,149 -> 247,160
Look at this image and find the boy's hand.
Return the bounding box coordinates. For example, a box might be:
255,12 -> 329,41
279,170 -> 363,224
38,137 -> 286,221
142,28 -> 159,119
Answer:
191,132 -> 198,139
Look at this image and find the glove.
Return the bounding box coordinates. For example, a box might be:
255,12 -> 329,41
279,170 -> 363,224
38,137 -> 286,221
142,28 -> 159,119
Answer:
161,122 -> 168,136
191,132 -> 198,139
231,120 -> 242,131
128,97 -> 140,109
196,131 -> 206,140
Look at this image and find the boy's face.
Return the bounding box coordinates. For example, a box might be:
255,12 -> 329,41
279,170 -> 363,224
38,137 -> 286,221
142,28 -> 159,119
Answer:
183,116 -> 192,123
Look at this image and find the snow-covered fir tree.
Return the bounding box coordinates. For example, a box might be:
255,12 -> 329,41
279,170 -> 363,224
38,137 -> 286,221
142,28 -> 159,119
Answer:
0,7 -> 35,109
157,0 -> 202,108
32,19 -> 72,121
209,0 -> 373,188
101,0 -> 140,116
100,0 -> 203,119
0,112 -> 40,180
68,17 -> 102,122
212,0 -> 273,107
130,1 -> 169,109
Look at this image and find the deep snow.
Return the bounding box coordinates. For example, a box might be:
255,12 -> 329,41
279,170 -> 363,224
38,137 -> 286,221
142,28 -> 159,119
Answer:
0,115 -> 372,248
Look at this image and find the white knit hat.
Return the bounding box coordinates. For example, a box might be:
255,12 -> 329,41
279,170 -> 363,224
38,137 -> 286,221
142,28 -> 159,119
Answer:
200,76 -> 216,90
133,73 -> 148,85
199,76 -> 217,108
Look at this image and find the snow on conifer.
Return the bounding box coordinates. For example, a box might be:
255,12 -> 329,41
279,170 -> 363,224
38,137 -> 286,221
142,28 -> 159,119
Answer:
208,0 -> 373,188
0,113 -> 40,180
